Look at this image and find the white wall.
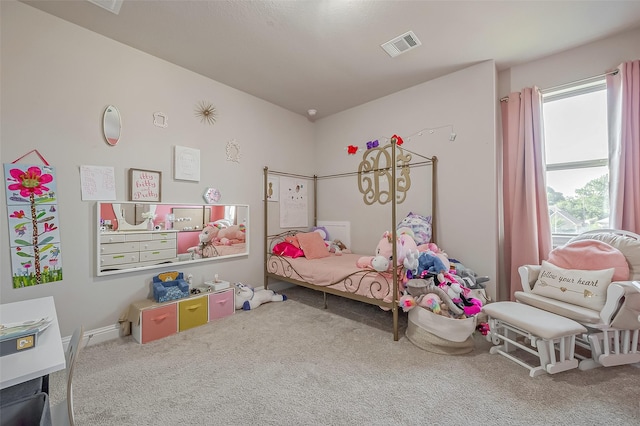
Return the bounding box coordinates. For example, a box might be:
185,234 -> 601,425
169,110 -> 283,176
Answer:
313,62 -> 499,299
0,2 -> 314,337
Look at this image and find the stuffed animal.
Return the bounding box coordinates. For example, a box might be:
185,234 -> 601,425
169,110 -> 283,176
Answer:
311,226 -> 329,241
328,239 -> 348,256
356,231 -> 417,272
234,283 -> 286,311
187,225 -> 220,258
403,250 -> 420,278
405,278 -> 464,317
399,293 -> 417,312
415,251 -> 448,283
440,281 -> 483,316
419,293 -> 442,314
217,224 -> 246,245
417,242 -> 450,272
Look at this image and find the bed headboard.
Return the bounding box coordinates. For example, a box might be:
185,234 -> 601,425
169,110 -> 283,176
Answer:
317,221 -> 351,249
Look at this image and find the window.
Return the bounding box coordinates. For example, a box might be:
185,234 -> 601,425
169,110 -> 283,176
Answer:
542,79 -> 609,244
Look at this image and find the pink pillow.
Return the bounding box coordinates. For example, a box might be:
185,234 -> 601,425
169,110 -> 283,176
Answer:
296,232 -> 330,259
547,240 -> 629,282
284,235 -> 300,248
272,242 -> 304,258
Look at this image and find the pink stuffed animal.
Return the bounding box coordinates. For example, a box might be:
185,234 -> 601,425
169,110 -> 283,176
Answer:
356,231 -> 418,272
217,224 -> 246,245
187,225 -> 220,258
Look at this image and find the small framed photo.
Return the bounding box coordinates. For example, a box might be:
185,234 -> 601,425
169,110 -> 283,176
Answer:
129,168 -> 162,202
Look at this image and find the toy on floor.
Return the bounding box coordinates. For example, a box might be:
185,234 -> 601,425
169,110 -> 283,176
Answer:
234,283 -> 287,311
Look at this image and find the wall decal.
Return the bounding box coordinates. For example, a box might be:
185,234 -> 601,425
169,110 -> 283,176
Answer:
4,163 -> 63,287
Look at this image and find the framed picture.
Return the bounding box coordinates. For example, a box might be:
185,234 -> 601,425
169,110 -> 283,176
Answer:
174,145 -> 200,181
129,168 -> 162,202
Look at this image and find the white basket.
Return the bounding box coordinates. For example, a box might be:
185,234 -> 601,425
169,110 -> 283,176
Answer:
408,306 -> 476,342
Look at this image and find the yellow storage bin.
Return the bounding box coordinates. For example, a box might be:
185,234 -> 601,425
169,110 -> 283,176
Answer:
178,296 -> 208,331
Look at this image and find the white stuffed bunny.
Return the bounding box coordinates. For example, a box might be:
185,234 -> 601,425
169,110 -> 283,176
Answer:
234,283 -> 287,311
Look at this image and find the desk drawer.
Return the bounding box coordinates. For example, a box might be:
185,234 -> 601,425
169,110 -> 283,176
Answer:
100,241 -> 139,255
208,289 -> 234,321
140,248 -> 176,262
141,304 -> 177,344
152,232 -> 177,240
100,252 -> 139,267
140,239 -> 176,251
178,297 -> 208,331
100,234 -> 126,244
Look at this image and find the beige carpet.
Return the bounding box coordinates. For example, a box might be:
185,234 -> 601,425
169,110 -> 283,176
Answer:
49,287 -> 640,425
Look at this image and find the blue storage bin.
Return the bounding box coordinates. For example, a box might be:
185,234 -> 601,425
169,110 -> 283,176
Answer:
152,272 -> 189,303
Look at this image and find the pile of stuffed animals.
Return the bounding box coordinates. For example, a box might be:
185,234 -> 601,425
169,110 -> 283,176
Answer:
356,227 -> 488,320
188,222 -> 246,258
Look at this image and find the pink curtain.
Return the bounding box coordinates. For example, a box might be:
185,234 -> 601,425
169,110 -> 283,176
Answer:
607,60 -> 640,233
501,88 -> 552,301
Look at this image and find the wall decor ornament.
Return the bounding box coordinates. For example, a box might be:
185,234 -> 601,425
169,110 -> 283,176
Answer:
174,146 -> 201,181
203,187 -> 222,204
195,101 -> 217,125
129,168 -> 162,202
153,112 -> 168,128
103,105 -> 122,146
4,160 -> 63,287
358,142 -> 411,205
226,139 -> 241,163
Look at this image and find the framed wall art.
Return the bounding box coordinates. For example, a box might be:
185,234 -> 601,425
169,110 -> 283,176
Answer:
174,145 -> 200,181
129,168 -> 162,202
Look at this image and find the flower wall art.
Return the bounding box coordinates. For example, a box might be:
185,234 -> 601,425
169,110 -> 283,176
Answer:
4,163 -> 63,287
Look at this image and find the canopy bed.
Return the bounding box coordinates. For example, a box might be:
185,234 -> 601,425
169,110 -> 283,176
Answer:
263,140 -> 437,341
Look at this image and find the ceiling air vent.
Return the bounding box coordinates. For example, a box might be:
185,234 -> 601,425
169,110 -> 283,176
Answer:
381,31 -> 422,58
87,0 -> 123,15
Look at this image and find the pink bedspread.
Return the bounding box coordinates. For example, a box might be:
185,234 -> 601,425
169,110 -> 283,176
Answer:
267,252 -> 398,303
213,243 -> 246,257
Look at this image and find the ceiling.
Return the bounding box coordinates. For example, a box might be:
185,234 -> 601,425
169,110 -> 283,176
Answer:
21,1 -> 640,119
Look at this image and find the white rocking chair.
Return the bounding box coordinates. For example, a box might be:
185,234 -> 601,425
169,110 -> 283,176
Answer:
516,229 -> 640,370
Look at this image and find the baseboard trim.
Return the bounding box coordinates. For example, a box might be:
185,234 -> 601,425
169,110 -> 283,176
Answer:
61,324 -> 121,349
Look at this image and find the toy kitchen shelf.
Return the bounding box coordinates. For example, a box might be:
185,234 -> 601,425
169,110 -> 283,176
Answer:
126,287 -> 234,344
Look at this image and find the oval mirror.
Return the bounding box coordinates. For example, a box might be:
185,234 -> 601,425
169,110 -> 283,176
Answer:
103,105 -> 121,146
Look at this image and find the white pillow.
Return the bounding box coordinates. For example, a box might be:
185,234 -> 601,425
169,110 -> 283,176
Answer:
532,260 -> 614,311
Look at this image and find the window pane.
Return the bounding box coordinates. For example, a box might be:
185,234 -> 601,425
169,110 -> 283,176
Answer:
546,167 -> 609,233
543,90 -> 608,164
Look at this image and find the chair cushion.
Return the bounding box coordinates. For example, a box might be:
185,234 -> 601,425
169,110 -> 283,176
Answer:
514,291 -> 602,325
532,261 -> 614,311
547,239 -> 629,282
482,301 -> 587,339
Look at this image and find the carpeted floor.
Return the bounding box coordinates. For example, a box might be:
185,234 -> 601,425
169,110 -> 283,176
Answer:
48,286 -> 639,426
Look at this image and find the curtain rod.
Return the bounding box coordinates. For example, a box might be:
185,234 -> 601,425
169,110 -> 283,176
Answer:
499,68 -> 619,102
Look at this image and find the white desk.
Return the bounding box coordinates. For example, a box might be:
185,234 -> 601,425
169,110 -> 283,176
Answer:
0,296 -> 66,390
